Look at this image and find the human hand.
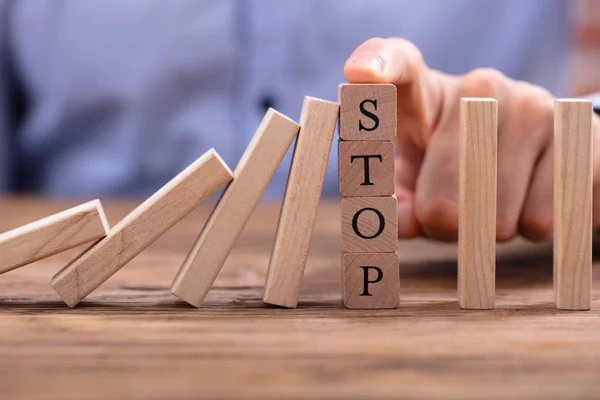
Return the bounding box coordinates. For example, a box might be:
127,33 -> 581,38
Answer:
344,37 -> 600,242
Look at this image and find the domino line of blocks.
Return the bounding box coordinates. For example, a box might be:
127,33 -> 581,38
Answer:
0,85 -> 593,312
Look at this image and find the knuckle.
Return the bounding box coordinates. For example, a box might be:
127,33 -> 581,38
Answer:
416,199 -> 458,236
469,67 -> 506,81
349,37 -> 387,60
399,38 -> 424,62
519,214 -> 553,242
505,87 -> 554,145
389,37 -> 425,72
363,37 -> 386,48
496,219 -> 518,242
460,68 -> 507,98
519,87 -> 554,123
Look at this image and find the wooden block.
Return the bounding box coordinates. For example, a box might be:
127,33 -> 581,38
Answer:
458,98 -> 497,310
263,96 -> 340,308
554,99 -> 593,311
338,140 -> 395,197
0,200 -> 109,275
343,252 -> 399,309
51,149 -> 233,307
170,109 -> 300,307
339,83 -> 396,141
341,195 -> 397,253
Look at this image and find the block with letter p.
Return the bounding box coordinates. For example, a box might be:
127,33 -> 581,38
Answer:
342,252 -> 399,309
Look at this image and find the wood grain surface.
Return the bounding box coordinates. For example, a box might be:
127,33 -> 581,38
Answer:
0,200 -> 108,274
263,97 -> 339,308
51,149 -> 233,307
459,98 -> 498,310
342,252 -> 400,309
171,109 -> 299,307
338,140 -> 395,197
341,195 -> 398,253
0,198 -> 599,400
554,100 -> 593,310
339,84 -> 397,141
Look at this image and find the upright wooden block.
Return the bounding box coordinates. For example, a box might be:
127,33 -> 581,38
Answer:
171,109 -> 300,307
0,200 -> 109,275
343,252 -> 399,309
263,96 -> 340,308
338,140 -> 395,197
554,99 -> 593,311
458,98 -> 497,310
341,195 -> 397,253
51,149 -> 233,307
339,84 -> 396,141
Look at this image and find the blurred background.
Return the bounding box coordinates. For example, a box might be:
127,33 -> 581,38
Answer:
0,0 -> 597,199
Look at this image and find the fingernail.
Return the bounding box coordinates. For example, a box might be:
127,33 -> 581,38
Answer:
347,54 -> 385,74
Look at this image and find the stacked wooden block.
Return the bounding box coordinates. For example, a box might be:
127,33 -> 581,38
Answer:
338,84 -> 399,309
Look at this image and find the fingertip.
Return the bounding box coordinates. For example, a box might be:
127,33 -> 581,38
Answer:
344,37 -> 416,86
396,193 -> 421,239
343,55 -> 389,84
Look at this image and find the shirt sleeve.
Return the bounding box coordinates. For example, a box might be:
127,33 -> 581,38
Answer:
0,0 -> 12,193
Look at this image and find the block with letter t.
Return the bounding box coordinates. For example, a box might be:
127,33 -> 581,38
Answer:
338,140 -> 394,197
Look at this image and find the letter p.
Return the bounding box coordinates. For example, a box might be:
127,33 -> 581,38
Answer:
360,266 -> 383,296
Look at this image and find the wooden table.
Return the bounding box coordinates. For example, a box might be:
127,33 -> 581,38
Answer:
0,198 -> 598,400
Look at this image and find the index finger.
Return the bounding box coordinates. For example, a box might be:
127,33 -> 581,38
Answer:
344,37 -> 425,86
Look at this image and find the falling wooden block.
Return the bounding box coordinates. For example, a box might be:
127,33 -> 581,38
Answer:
338,140 -> 395,197
171,109 -> 300,307
0,200 -> 109,275
263,96 -> 340,308
339,83 -> 396,141
51,149 -> 233,307
554,99 -> 593,311
341,195 -> 397,253
343,252 -> 399,309
458,98 -> 497,310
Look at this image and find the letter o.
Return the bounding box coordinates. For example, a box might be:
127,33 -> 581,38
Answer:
352,207 -> 385,239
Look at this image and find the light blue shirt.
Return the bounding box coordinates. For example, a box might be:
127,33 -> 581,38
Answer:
0,0 -> 570,197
